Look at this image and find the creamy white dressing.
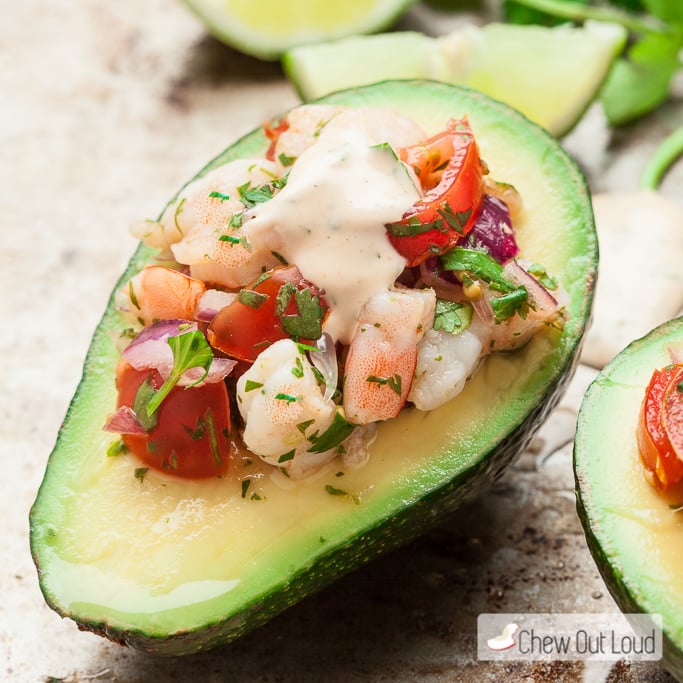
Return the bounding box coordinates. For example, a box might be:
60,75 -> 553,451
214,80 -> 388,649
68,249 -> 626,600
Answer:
244,108 -> 424,343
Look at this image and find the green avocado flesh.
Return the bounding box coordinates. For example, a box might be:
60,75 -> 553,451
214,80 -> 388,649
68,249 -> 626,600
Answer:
30,81 -> 596,655
575,317 -> 683,681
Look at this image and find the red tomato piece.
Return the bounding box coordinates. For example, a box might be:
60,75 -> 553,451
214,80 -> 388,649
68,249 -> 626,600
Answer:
387,118 -> 486,267
662,365 -> 683,464
263,116 -> 289,162
637,363 -> 683,489
116,362 -> 232,479
207,265 -> 328,363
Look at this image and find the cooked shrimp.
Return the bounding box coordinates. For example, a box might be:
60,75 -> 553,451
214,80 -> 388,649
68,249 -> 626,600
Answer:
343,288 -> 436,425
236,339 -> 338,475
408,317 -> 488,411
166,158 -> 283,287
172,222 -> 280,289
485,261 -> 567,352
271,105 -> 345,174
130,158 -> 279,260
115,265 -> 205,327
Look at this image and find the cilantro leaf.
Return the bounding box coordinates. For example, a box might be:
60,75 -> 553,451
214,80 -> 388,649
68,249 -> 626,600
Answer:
440,247 -> 515,293
642,0 -> 683,24
433,300 -> 473,335
307,409 -> 355,454
238,181 -> 274,208
366,374 -> 403,396
144,331 -> 214,417
601,32 -> 681,126
324,484 -> 360,504
490,287 -> 529,323
133,376 -> 159,431
276,283 -> 325,340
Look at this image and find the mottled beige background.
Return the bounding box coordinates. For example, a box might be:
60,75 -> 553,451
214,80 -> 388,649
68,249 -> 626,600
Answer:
2,1 -> 682,681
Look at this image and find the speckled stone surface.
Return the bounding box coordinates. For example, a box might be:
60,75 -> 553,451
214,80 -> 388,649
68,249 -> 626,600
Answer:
3,2 -> 683,682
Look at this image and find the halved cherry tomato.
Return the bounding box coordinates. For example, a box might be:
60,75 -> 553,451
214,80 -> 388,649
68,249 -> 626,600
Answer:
637,363 -> 683,489
207,265 -> 329,363
387,118 -> 486,267
116,361 -> 232,479
263,116 -> 289,162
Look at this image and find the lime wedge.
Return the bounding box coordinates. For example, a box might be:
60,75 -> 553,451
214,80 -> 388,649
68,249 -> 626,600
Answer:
181,0 -> 418,60
283,21 -> 627,136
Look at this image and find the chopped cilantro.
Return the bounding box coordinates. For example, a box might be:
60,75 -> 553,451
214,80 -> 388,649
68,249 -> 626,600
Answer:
440,247 -> 513,292
366,374 -> 402,396
276,283 -> 324,340
527,262 -> 558,291
238,288 -> 268,309
490,287 -> 529,323
219,234 -> 241,245
252,271 -> 271,288
433,300 -> 473,335
278,449 -> 295,463
440,247 -> 530,322
144,330 -> 214,417
297,418 -> 316,434
291,355 -> 304,378
241,479 -> 251,498
185,417 -> 206,440
134,467 -> 149,483
307,409 -> 355,454
107,439 -> 129,458
278,152 -> 296,167
209,191 -> 231,202
386,215 -> 445,237
275,392 -> 298,403
237,181 -> 274,208
229,211 -> 243,229
204,407 -> 222,467
437,203 -> 472,235
133,376 -> 159,432
324,484 -> 360,505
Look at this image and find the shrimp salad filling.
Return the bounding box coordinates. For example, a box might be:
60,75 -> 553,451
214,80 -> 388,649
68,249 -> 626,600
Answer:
104,105 -> 567,481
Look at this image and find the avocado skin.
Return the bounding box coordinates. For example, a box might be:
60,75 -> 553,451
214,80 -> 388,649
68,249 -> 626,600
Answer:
574,317 -> 683,682
31,80 -> 596,655
123,352 -> 579,655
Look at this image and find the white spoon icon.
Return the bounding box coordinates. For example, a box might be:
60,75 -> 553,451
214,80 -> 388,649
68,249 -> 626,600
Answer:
487,622 -> 520,651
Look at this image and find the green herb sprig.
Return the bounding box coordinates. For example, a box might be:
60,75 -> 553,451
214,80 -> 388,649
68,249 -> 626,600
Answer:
144,331 -> 214,417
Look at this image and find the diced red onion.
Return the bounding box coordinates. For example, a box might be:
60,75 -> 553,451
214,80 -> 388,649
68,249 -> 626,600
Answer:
195,289 -> 238,323
123,319 -> 236,385
103,406 -> 146,435
418,258 -> 465,302
177,358 -> 237,387
310,333 -> 338,402
464,194 -> 519,264
503,261 -> 558,315
471,295 -> 494,326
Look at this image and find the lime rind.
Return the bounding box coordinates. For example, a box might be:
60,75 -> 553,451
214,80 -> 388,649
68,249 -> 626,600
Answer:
182,0 -> 418,60
284,21 -> 628,136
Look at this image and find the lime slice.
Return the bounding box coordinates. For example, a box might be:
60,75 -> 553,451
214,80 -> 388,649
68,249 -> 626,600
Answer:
283,21 -> 627,136
181,0 -> 418,60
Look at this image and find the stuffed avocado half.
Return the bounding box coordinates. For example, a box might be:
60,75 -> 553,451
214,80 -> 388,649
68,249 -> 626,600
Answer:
575,317 -> 683,681
30,81 -> 596,655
